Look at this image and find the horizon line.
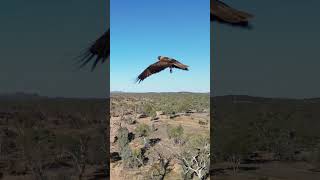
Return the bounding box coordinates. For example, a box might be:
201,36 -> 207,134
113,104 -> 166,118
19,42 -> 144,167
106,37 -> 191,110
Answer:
110,91 -> 210,93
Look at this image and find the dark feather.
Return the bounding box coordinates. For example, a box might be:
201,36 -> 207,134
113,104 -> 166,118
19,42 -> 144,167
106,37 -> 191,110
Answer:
211,0 -> 253,28
136,61 -> 170,83
77,29 -> 110,71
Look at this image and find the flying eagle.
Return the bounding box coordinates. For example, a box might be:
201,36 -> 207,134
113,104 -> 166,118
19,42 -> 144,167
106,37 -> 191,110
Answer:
77,29 -> 110,71
136,56 -> 189,83
211,0 -> 253,28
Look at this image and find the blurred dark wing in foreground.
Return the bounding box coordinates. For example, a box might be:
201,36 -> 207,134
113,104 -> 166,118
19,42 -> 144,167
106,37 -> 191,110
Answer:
211,0 -> 253,28
77,29 -> 110,71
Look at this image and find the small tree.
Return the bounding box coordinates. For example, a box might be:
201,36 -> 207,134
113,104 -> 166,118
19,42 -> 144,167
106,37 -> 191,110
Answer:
116,127 -> 144,169
310,143 -> 320,170
179,135 -> 210,180
176,99 -> 193,113
142,103 -> 156,118
120,145 -> 132,168
121,145 -> 144,169
117,126 -> 130,155
15,126 -> 54,180
167,124 -> 184,144
63,134 -> 90,180
131,148 -> 144,167
146,152 -> 172,180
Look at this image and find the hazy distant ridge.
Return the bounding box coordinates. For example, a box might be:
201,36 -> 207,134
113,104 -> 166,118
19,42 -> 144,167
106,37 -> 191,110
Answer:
0,92 -> 44,100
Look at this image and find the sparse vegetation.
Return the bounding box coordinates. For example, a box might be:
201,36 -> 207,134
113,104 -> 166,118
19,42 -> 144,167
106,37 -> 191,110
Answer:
110,92 -> 210,179
212,95 -> 320,179
0,97 -> 107,179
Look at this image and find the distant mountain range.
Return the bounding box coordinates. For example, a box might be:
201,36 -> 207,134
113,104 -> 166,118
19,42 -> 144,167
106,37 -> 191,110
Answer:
0,92 -> 105,100
212,95 -> 320,103
0,92 -> 45,100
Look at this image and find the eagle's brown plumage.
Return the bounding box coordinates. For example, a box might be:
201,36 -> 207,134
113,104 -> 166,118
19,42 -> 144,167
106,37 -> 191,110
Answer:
211,0 -> 253,28
78,29 -> 110,71
136,56 -> 189,83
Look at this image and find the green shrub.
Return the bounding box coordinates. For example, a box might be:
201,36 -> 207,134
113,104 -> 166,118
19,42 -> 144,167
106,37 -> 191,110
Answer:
176,99 -> 193,113
132,148 -> 144,165
120,145 -> 132,167
117,127 -> 130,156
167,124 -> 184,144
121,146 -> 144,169
135,123 -> 151,137
142,103 -> 156,118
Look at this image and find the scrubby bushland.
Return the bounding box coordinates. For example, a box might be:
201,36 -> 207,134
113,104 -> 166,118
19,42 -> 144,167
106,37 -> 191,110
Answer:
212,97 -> 320,176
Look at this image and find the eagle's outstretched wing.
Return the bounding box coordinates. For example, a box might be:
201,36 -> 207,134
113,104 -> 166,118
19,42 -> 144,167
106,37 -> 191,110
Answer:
211,0 -> 253,27
171,60 -> 189,71
136,61 -> 170,83
78,29 -> 110,71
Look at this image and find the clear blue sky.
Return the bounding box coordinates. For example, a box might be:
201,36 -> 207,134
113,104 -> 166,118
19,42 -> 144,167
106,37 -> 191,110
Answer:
110,0 -> 210,92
